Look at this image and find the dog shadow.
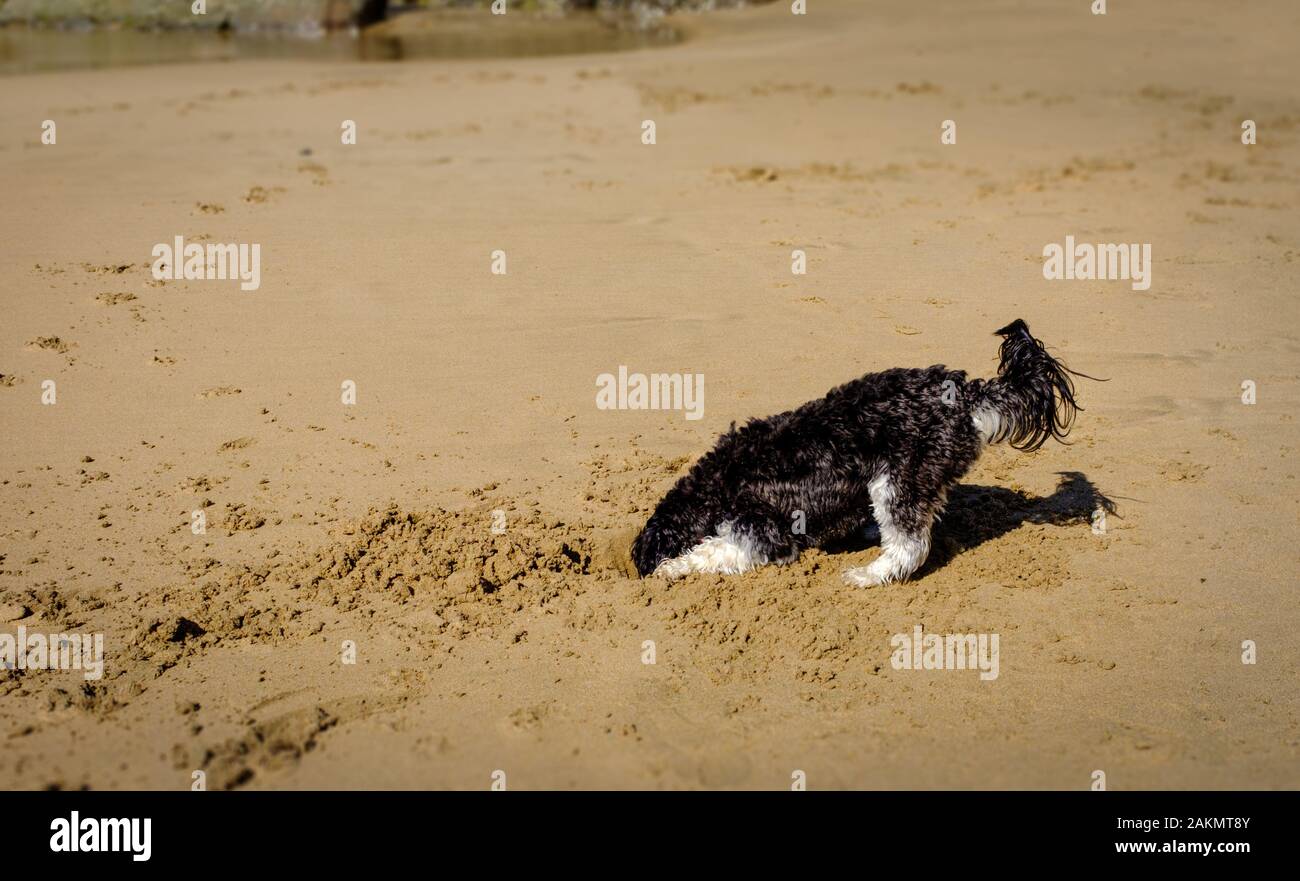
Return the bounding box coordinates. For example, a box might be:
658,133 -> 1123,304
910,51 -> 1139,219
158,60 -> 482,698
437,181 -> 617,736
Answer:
825,471 -> 1117,573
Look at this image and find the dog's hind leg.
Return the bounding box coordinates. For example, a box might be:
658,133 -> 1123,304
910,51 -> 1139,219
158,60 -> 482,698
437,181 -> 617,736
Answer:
842,470 -> 939,588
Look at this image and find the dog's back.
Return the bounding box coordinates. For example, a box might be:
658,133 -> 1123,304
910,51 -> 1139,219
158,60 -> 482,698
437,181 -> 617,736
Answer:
633,364 -> 979,576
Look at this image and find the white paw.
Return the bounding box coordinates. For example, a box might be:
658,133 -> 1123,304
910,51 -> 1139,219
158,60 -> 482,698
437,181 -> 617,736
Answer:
842,564 -> 885,588
842,555 -> 902,588
653,558 -> 689,581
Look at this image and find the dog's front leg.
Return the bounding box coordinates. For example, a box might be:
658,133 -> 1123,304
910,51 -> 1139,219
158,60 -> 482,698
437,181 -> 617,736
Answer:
652,496 -> 798,581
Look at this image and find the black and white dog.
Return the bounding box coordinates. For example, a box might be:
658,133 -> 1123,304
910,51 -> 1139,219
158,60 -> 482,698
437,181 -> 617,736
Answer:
632,319 -> 1085,586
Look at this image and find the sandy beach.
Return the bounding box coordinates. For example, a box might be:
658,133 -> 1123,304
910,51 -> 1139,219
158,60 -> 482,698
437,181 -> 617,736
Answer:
1,0 -> 1298,790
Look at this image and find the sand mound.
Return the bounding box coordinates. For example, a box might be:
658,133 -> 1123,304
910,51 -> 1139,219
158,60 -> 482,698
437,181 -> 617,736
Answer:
164,504 -> 601,653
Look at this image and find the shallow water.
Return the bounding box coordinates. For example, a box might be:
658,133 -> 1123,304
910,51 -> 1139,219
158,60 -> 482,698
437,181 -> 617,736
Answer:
0,28 -> 358,75
0,15 -> 679,76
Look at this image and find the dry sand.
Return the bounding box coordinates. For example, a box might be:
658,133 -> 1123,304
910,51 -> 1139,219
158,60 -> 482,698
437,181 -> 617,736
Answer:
1,0 -> 1298,790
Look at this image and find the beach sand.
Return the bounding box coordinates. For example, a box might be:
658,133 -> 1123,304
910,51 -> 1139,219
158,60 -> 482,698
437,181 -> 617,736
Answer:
1,0 -> 1297,789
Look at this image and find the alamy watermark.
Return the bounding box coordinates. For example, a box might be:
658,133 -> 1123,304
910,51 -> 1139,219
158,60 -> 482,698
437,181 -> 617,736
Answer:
1,626 -> 104,680
890,625 -> 1000,681
1043,235 -> 1151,291
151,236 -> 261,291
49,812 -> 150,862
596,366 -> 704,421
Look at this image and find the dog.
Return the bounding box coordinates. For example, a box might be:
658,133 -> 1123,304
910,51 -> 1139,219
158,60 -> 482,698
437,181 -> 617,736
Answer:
631,319 -> 1086,586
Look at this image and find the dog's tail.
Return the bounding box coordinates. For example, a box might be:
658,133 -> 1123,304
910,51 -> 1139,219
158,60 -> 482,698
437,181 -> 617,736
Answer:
972,319 -> 1092,452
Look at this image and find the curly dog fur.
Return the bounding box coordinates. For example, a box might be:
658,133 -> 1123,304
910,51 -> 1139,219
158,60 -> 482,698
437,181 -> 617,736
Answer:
631,319 -> 1085,586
